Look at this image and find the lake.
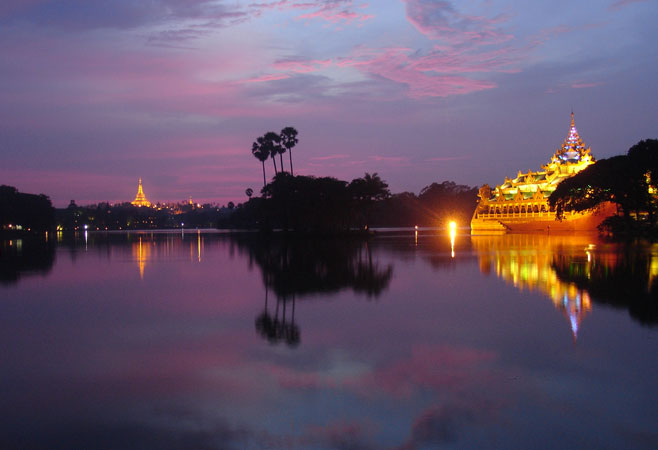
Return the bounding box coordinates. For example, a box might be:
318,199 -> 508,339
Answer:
1,230 -> 656,449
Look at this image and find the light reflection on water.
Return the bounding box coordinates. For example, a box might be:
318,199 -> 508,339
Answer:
0,231 -> 656,449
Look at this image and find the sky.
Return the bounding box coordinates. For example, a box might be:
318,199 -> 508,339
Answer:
0,0 -> 656,207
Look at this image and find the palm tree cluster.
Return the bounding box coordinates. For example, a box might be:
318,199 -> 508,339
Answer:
251,127 -> 299,187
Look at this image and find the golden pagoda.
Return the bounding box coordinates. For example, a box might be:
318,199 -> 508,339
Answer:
471,112 -> 616,233
131,178 -> 151,207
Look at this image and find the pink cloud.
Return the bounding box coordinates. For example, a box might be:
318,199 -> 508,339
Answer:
337,47 -> 501,97
610,0 -> 648,10
571,81 -> 604,89
403,0 -> 511,47
425,156 -> 471,162
310,154 -> 350,160
370,155 -> 410,164
242,73 -> 291,83
272,58 -> 332,73
250,0 -> 373,24
318,1 -> 526,98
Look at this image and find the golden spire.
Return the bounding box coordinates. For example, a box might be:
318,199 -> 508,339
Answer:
131,178 -> 151,207
553,111 -> 592,164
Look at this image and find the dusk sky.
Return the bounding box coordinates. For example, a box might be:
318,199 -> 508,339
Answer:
1,0 -> 656,207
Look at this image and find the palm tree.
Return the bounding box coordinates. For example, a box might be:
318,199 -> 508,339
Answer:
280,127 -> 298,175
251,137 -> 269,187
263,131 -> 283,174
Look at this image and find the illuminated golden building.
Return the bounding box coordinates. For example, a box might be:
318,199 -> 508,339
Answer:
471,113 -> 615,233
131,178 -> 151,207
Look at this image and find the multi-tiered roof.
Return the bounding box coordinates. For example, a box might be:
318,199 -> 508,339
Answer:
487,112 -> 595,202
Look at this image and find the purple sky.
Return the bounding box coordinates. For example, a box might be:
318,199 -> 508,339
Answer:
1,0 -> 656,206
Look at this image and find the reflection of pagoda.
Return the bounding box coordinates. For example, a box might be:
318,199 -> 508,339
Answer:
131,178 -> 151,207
473,235 -> 592,341
471,113 -> 614,232
132,237 -> 151,279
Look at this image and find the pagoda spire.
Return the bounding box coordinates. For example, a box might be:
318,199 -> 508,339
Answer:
131,178 -> 151,207
552,111 -> 592,164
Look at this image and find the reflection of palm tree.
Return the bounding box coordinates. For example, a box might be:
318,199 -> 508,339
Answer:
285,294 -> 300,347
255,288 -> 278,343
255,289 -> 301,347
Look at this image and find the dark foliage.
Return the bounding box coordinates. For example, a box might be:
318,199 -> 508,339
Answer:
549,139 -> 658,229
224,175 -> 477,231
0,185 -> 55,233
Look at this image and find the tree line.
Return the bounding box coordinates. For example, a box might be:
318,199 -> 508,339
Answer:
241,126 -> 478,232
0,185 -> 54,234
222,173 -> 478,232
549,139 -> 658,234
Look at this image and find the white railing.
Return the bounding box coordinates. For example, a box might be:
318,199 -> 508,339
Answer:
476,210 -> 577,219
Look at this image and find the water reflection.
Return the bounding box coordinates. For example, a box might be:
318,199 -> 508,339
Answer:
552,242 -> 658,326
0,238 -> 55,285
255,291 -> 300,347
230,235 -> 394,348
1,232 -> 657,449
232,236 -> 394,299
473,234 -> 658,338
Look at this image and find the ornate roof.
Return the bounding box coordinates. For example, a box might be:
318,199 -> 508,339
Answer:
551,112 -> 593,164
478,112 -> 596,204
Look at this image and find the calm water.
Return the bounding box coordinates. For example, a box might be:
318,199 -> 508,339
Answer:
1,230 -> 657,449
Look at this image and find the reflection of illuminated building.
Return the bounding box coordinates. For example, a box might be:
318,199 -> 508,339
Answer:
133,237 -> 151,279
473,235 -> 593,340
650,249 -> 658,291
131,178 -> 151,207
471,113 -> 614,232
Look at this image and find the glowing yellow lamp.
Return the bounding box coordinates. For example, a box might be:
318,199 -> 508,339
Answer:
448,221 -> 457,258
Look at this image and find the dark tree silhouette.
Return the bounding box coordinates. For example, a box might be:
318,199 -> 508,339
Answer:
349,172 -> 390,202
0,185 -> 55,233
246,188 -> 253,199
280,127 -> 299,176
262,131 -> 283,175
549,139 -> 658,227
348,173 -> 391,228
251,137 -> 269,187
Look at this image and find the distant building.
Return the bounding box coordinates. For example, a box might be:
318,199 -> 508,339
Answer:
131,178 -> 151,207
471,112 -> 615,233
